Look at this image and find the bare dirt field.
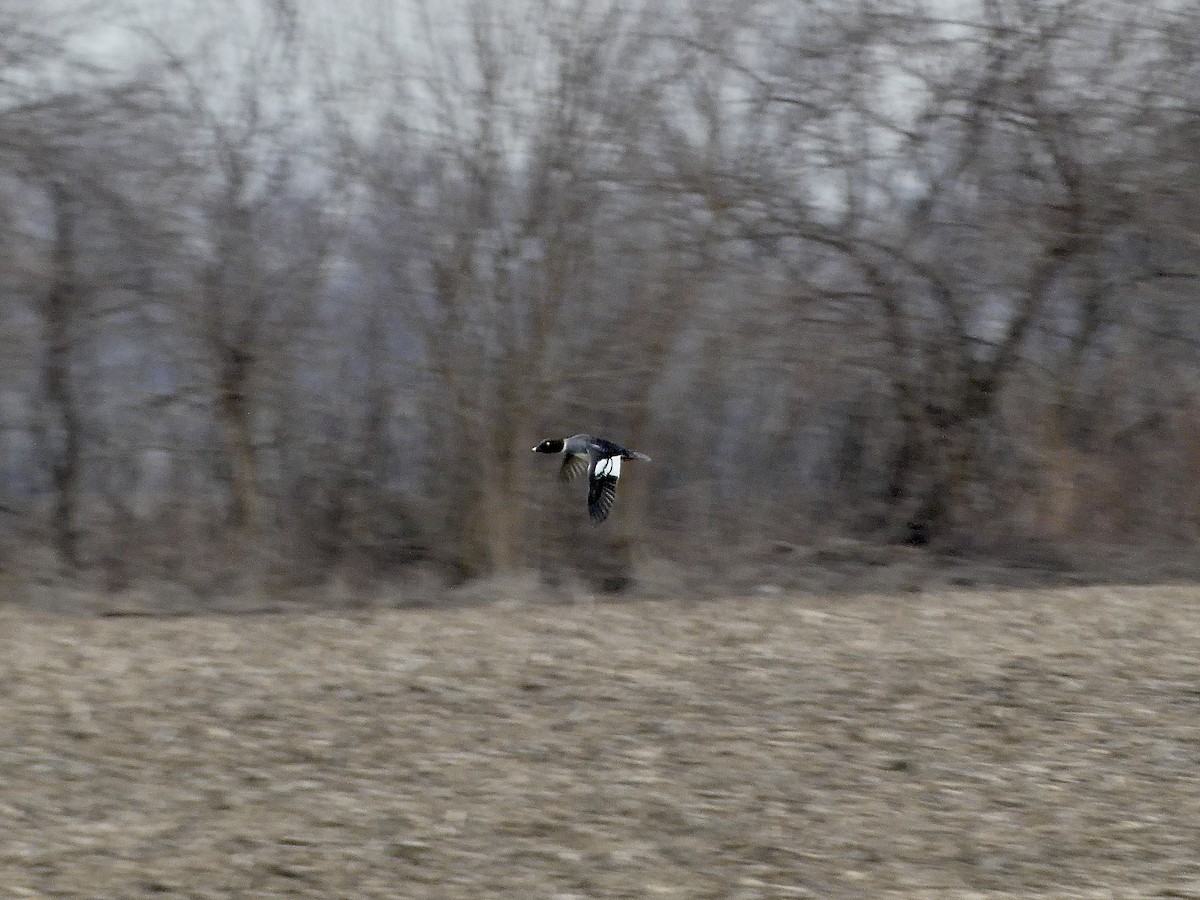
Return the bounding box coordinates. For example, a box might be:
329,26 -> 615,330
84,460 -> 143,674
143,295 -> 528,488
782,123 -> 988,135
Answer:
2,583 -> 1200,898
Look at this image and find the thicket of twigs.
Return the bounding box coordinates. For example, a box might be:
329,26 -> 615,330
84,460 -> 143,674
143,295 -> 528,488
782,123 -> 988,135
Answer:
4,0 -> 1200,594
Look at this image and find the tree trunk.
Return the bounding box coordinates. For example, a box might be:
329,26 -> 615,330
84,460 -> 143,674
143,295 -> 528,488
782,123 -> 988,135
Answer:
216,346 -> 257,530
42,181 -> 82,570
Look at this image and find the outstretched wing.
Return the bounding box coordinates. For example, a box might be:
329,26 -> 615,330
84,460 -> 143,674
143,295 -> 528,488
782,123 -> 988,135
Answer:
587,455 -> 621,525
559,453 -> 589,483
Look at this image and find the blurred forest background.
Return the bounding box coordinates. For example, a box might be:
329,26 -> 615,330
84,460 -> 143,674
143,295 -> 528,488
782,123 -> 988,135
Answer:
4,0 -> 1200,598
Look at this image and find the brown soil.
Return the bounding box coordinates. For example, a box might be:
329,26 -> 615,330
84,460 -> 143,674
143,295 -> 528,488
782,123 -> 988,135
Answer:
2,585 -> 1199,898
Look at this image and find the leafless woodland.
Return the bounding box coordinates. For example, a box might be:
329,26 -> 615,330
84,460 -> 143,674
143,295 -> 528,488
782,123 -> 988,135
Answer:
4,0 -> 1200,598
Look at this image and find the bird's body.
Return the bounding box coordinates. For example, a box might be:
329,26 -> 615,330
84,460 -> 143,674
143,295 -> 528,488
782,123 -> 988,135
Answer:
532,434 -> 651,524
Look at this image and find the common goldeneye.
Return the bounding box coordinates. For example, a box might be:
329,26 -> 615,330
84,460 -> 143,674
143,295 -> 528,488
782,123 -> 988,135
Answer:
532,434 -> 651,524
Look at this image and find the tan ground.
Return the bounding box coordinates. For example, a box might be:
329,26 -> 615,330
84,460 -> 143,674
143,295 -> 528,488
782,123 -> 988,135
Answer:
2,585 -> 1199,898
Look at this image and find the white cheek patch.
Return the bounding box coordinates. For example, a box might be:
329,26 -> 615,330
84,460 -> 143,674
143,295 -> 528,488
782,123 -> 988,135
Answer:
595,456 -> 621,479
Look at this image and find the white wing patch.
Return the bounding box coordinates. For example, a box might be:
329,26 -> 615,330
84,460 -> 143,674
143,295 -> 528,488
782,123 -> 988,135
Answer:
594,456 -> 621,479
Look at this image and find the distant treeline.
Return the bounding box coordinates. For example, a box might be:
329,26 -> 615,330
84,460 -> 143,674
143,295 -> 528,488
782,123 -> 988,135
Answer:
3,0 -> 1200,592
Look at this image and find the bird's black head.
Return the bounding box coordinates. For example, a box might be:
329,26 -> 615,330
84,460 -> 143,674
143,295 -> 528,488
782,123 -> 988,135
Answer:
532,438 -> 564,454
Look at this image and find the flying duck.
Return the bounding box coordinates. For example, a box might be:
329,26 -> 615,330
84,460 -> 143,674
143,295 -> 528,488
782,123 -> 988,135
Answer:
532,434 -> 651,524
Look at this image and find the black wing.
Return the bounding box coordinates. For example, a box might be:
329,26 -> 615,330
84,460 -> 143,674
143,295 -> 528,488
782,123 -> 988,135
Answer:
559,453 -> 588,482
587,472 -> 619,524
586,455 -> 621,525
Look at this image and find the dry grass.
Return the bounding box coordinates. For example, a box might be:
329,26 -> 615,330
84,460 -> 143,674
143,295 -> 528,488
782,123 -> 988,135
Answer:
2,584 -> 1200,898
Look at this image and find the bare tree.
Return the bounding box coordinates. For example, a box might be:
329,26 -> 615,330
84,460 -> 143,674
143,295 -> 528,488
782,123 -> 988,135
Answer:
0,3 -> 168,571
650,0 -> 1196,547
332,0 -> 664,576
147,0 -> 337,548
